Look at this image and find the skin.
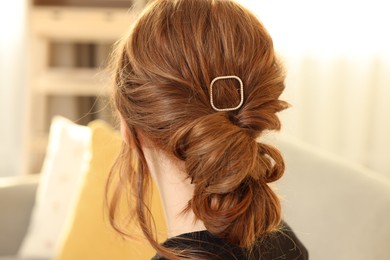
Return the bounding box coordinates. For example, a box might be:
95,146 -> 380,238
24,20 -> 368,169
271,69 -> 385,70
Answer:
120,118 -> 207,238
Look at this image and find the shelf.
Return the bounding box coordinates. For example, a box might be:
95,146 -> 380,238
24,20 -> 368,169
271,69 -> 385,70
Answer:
30,7 -> 135,42
25,3 -> 142,174
34,68 -> 111,96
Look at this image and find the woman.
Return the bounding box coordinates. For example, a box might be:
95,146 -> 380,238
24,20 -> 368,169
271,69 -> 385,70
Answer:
108,0 -> 308,259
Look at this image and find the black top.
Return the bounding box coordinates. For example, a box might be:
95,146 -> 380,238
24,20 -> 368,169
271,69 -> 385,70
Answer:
152,221 -> 308,260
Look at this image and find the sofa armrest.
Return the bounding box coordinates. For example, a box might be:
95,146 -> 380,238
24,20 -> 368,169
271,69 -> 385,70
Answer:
276,135 -> 390,260
0,176 -> 39,256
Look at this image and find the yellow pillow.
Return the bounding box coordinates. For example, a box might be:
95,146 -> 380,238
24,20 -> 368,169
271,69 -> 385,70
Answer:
56,120 -> 166,260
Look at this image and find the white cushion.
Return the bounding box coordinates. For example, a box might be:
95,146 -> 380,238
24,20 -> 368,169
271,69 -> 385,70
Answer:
18,116 -> 91,258
276,135 -> 390,260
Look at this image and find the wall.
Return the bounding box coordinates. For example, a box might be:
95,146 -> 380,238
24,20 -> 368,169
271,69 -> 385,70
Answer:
0,0 -> 27,176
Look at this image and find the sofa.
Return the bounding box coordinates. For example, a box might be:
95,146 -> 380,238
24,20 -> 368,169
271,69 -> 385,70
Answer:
1,118 -> 390,260
0,176 -> 40,260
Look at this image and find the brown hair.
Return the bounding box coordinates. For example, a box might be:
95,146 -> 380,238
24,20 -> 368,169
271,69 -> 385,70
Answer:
107,0 -> 288,259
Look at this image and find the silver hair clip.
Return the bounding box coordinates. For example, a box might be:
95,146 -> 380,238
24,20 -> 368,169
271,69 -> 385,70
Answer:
209,75 -> 244,112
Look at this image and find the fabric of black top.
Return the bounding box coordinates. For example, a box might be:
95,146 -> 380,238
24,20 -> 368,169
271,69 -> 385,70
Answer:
152,221 -> 308,260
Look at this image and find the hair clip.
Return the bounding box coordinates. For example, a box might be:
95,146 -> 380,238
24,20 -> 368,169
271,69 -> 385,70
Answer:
209,75 -> 244,112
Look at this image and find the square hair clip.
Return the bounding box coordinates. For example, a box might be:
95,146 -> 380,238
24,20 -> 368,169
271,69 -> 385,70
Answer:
209,75 -> 244,112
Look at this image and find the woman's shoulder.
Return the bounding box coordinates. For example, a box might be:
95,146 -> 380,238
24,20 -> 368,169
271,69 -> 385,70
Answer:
152,221 -> 308,260
255,221 -> 309,260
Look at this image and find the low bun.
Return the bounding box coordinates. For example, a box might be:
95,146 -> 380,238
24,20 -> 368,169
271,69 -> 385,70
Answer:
171,113 -> 254,189
169,113 -> 284,248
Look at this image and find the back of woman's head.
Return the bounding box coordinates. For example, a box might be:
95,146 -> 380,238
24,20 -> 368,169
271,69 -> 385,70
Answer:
110,0 -> 288,258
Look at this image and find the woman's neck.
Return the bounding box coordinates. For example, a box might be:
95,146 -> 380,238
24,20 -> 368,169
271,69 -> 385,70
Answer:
142,146 -> 206,238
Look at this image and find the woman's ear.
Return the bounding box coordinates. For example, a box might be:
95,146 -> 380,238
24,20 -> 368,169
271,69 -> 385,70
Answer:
120,116 -> 132,146
120,116 -> 152,149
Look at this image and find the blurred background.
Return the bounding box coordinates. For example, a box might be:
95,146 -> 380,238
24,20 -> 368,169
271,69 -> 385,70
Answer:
239,0 -> 390,179
0,0 -> 28,177
0,0 -> 389,177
